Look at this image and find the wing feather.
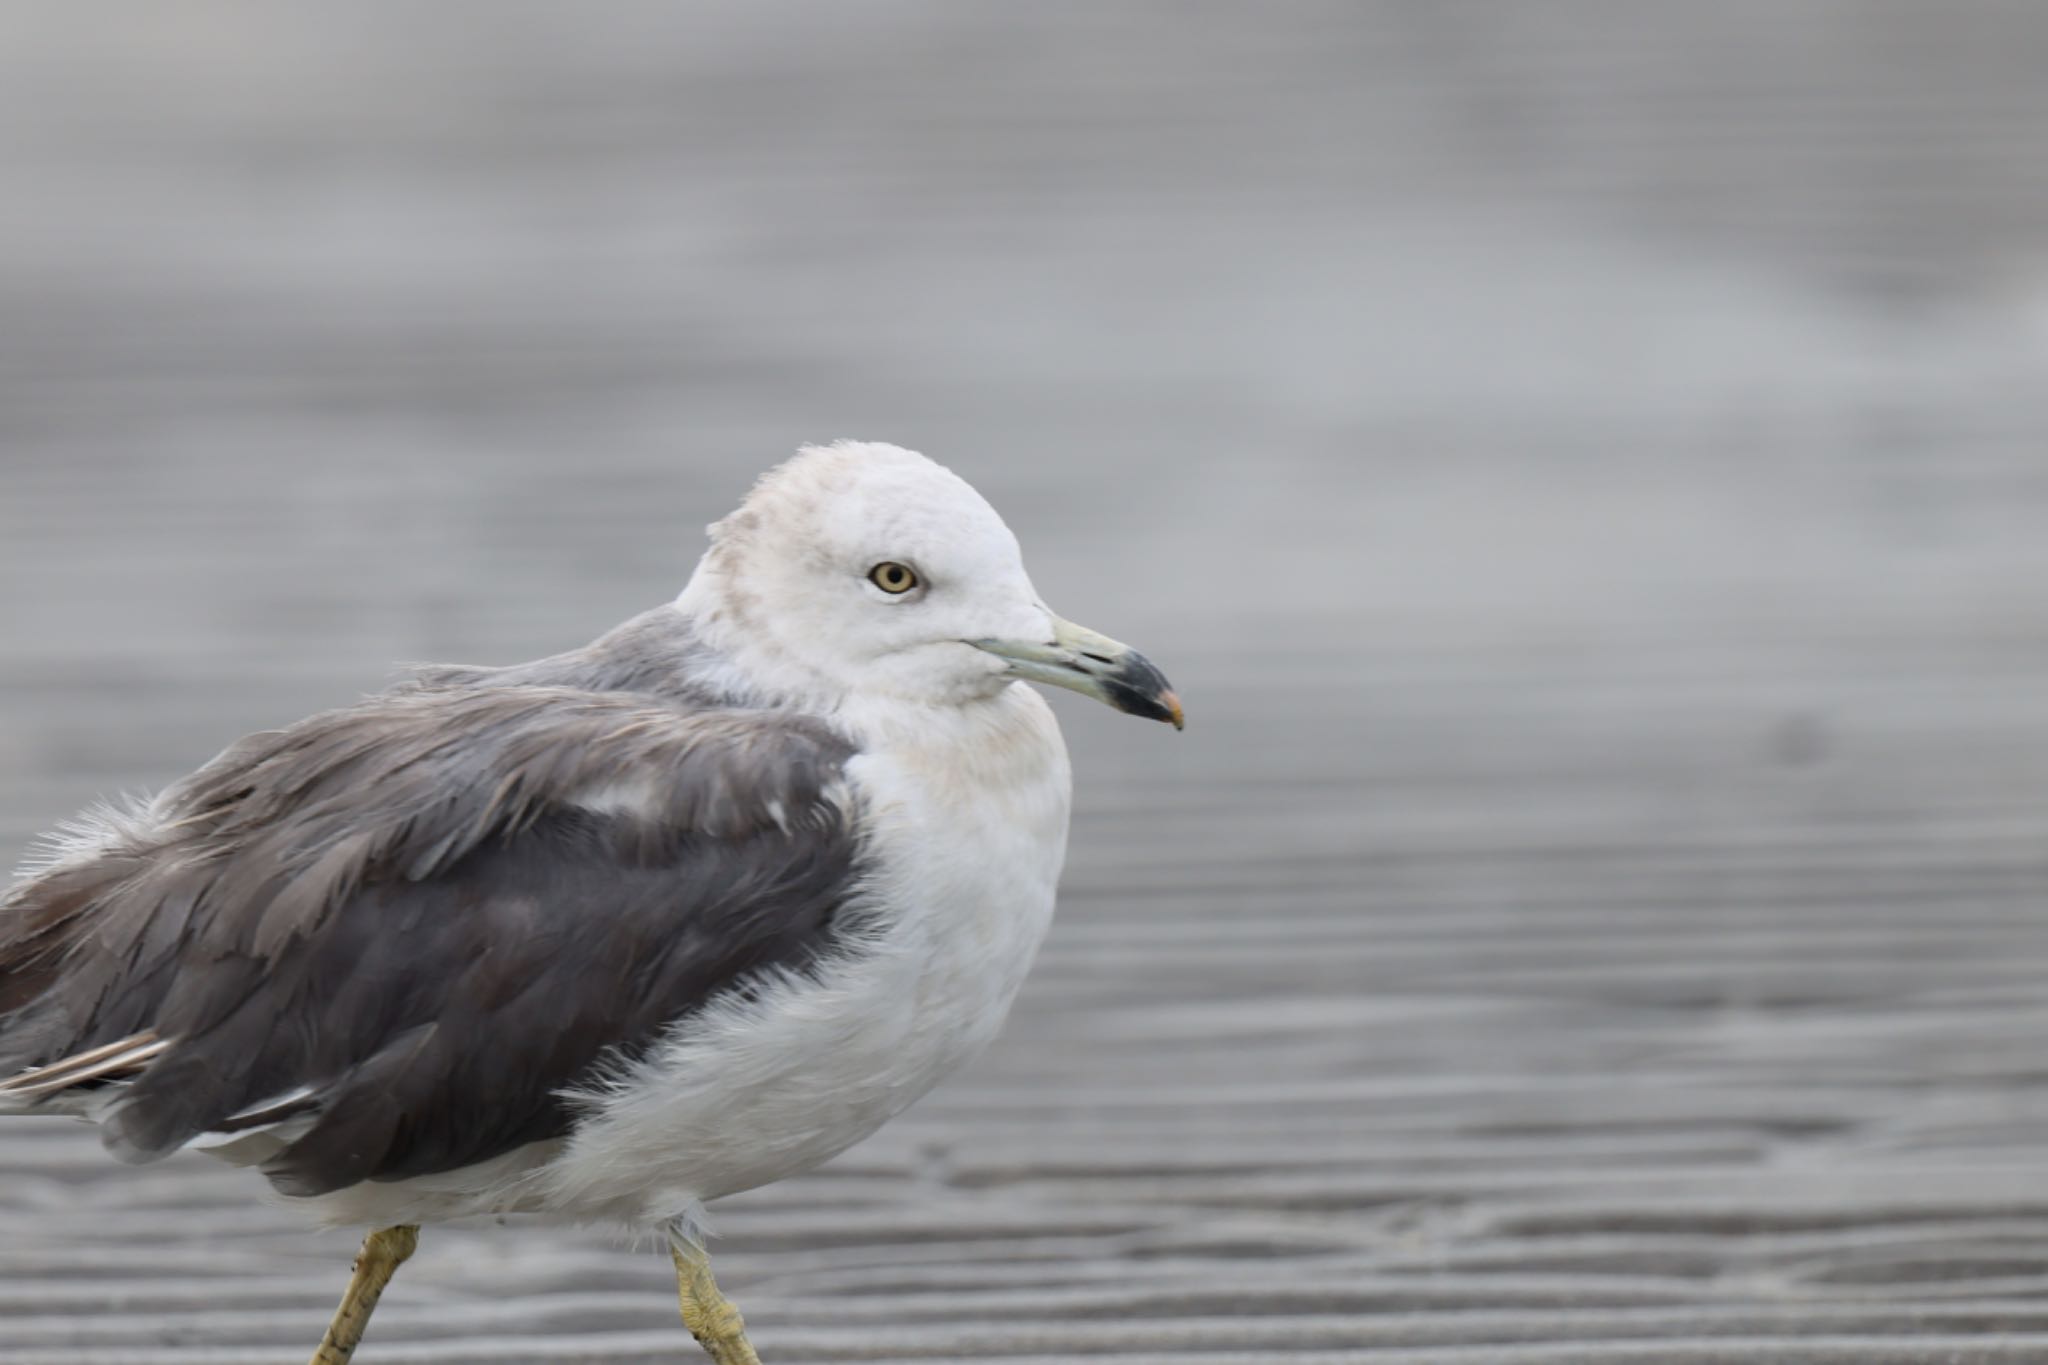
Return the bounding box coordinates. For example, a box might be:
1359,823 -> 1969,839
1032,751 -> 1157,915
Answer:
0,682 -> 862,1197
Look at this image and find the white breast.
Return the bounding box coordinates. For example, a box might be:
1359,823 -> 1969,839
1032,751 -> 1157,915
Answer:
529,683 -> 1073,1227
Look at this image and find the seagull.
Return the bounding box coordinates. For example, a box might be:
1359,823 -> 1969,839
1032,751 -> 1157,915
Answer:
0,441 -> 1182,1365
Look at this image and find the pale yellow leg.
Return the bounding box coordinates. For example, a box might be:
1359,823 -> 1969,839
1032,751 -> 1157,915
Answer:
309,1224 -> 419,1365
670,1235 -> 762,1365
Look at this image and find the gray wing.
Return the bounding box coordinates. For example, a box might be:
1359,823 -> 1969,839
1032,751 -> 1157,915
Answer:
0,685 -> 861,1197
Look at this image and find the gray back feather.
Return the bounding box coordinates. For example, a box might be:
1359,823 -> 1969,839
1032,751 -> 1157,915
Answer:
0,606 -> 865,1194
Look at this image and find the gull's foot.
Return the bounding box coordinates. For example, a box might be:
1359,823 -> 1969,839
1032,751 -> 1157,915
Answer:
671,1237 -> 762,1365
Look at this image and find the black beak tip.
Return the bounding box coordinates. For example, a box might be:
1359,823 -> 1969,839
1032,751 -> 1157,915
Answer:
1105,653 -> 1185,730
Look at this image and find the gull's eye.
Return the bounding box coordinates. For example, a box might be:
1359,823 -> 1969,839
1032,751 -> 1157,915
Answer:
867,561 -> 920,595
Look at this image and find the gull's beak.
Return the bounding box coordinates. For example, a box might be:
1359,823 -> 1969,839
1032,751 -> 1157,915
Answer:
970,616 -> 1184,730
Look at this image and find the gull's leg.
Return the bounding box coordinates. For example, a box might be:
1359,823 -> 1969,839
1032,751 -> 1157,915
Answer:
669,1226 -> 762,1365
309,1224 -> 419,1365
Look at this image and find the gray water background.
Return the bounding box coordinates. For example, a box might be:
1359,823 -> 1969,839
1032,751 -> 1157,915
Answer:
4,4 -> 2048,1360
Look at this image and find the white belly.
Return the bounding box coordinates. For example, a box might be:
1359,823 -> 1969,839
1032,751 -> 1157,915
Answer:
526,684 -> 1073,1226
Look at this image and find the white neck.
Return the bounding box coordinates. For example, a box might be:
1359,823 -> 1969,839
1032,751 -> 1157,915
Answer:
672,566 -> 840,713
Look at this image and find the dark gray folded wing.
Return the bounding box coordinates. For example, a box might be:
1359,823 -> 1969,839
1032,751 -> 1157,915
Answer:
0,686 -> 862,1197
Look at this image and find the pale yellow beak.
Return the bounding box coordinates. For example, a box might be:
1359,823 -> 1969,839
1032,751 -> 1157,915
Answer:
970,616 -> 1184,730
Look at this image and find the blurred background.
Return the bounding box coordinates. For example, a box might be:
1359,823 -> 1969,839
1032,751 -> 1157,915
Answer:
5,4 -> 2048,1361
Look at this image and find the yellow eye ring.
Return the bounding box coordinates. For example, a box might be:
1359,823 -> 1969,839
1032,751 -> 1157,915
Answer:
868,561 -> 920,595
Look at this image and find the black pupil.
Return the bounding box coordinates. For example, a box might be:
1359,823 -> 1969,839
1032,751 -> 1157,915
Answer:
878,564 -> 911,590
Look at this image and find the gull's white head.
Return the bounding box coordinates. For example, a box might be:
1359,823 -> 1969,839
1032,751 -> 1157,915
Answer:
677,441 -> 1181,727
